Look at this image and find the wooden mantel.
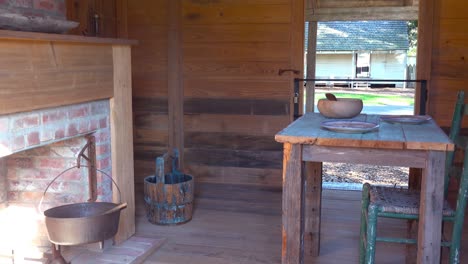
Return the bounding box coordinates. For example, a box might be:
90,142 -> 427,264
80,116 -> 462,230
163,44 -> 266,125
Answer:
0,29 -> 137,244
0,29 -> 137,115
0,29 -> 137,45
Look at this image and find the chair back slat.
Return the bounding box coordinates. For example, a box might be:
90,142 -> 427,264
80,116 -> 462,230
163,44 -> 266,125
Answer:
449,91 -> 465,141
445,91 -> 467,196
452,145 -> 468,214
449,144 -> 468,262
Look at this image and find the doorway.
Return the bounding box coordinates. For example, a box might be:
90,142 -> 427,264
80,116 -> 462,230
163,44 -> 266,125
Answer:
355,53 -> 371,78
304,2 -> 419,189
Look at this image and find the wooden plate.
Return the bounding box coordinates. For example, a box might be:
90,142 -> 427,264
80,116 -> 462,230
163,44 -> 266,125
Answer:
320,121 -> 379,134
380,115 -> 431,124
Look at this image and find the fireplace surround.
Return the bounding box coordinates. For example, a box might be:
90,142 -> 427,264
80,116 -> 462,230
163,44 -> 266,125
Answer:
0,29 -> 136,261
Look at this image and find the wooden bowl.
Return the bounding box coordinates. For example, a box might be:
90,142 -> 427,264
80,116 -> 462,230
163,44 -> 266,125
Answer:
317,98 -> 363,119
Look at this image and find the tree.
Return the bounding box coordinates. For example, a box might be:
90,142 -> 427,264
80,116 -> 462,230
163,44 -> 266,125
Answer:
407,20 -> 418,56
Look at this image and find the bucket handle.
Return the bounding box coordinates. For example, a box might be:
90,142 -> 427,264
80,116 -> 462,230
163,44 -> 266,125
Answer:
38,165 -> 123,214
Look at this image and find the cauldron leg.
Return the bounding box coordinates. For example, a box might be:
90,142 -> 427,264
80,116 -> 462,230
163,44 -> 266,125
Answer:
48,243 -> 68,264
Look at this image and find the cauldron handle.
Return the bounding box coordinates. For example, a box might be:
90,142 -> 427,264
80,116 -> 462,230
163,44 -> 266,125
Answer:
38,165 -> 123,213
102,202 -> 127,215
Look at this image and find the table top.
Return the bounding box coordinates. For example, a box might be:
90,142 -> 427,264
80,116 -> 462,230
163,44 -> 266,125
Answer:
275,113 -> 454,151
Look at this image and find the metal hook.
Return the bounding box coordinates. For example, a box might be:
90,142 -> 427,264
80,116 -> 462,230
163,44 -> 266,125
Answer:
77,141 -> 91,168
75,136 -> 97,202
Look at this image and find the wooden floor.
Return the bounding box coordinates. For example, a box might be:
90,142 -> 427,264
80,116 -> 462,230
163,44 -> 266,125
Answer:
135,183 -> 468,264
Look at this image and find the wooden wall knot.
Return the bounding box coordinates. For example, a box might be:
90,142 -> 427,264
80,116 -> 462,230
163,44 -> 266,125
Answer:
186,13 -> 200,20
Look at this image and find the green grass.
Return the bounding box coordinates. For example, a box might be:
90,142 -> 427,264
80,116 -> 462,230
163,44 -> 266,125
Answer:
315,93 -> 414,106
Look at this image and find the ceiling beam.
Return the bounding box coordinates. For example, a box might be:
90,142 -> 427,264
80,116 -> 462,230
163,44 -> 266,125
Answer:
306,6 -> 418,21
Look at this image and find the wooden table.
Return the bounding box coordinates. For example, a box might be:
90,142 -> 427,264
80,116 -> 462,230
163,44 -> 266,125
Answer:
275,113 -> 454,264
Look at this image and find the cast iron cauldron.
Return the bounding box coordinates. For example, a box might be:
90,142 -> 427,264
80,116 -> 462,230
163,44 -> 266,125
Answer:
40,166 -> 127,246
44,201 -> 127,245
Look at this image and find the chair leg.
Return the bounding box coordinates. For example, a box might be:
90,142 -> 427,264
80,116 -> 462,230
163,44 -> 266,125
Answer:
449,202 -> 467,264
360,184 -> 370,264
365,204 -> 378,264
449,218 -> 463,263
449,153 -> 468,264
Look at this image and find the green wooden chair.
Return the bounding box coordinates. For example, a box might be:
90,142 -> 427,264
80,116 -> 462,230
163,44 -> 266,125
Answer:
359,91 -> 468,264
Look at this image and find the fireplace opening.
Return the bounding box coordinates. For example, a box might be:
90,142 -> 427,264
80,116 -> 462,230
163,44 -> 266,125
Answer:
0,100 -> 112,262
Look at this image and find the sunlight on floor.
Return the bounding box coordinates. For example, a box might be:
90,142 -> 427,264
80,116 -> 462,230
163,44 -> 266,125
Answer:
323,162 -> 410,188
0,145 -> 12,159
0,205 -> 46,263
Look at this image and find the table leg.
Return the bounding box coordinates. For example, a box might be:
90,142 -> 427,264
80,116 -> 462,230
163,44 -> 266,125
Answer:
408,168 -> 422,190
406,167 -> 422,263
417,151 -> 445,263
304,161 -> 322,259
282,143 -> 304,264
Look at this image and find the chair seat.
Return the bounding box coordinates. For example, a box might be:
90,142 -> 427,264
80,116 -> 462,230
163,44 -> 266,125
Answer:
369,185 -> 455,217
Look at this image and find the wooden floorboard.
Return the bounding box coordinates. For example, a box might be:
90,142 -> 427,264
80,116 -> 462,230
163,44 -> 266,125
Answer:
135,183 -> 468,264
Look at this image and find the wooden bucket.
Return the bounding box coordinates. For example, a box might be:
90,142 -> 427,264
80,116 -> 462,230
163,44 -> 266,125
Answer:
143,150 -> 194,225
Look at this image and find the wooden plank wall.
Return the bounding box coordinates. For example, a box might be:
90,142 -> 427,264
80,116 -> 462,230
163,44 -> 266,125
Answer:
181,0 -> 298,188
424,0 -> 468,127
127,1 -> 169,183
66,0 -> 118,37
127,0 -> 303,189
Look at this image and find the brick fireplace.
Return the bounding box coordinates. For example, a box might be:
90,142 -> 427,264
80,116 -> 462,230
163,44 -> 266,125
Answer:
0,29 -> 136,263
0,100 -> 113,252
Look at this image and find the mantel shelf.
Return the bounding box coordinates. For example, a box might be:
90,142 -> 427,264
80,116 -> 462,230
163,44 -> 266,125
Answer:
0,29 -> 137,45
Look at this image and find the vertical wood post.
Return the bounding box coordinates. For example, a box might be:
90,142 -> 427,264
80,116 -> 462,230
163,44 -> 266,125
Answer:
415,0 -> 434,115
168,0 -> 184,168
111,45 -> 135,244
410,0 -> 435,195
305,0 -> 317,113
289,0 -> 305,119
305,21 -> 317,113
